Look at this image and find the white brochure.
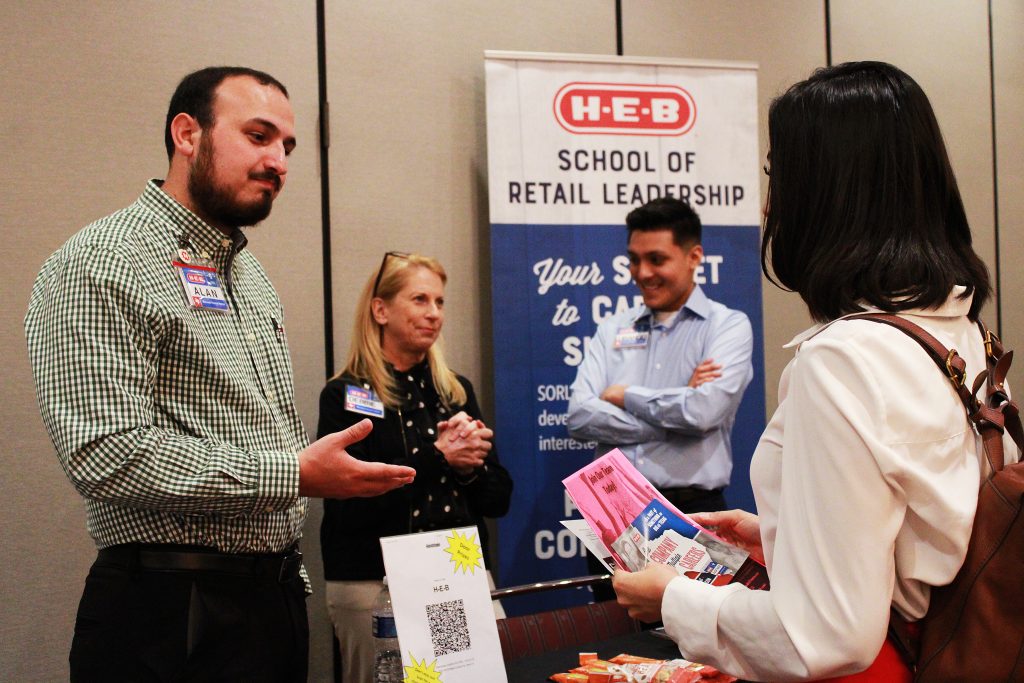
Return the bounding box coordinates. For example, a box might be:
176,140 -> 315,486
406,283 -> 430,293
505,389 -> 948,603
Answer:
560,518 -> 615,572
380,526 -> 508,683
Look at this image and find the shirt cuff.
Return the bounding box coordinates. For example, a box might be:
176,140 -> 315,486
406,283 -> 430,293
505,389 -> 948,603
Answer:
252,449 -> 300,513
622,386 -> 643,415
621,387 -> 667,441
662,575 -> 745,661
454,462 -> 489,486
623,385 -> 662,419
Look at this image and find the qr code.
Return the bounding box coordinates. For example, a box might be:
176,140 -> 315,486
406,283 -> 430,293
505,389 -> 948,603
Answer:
426,599 -> 471,657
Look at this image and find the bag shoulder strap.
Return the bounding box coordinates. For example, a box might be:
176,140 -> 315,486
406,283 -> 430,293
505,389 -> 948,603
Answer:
846,313 -> 1022,473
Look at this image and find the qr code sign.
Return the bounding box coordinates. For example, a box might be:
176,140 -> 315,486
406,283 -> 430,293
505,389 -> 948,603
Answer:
426,599 -> 471,657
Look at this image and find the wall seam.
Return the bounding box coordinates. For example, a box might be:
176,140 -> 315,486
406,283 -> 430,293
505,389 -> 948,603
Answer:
825,0 -> 832,65
316,0 -> 335,378
987,0 -> 1002,336
615,0 -> 623,56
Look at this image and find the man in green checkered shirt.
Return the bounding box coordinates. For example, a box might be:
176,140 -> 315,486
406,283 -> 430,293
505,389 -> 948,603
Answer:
25,66 -> 414,682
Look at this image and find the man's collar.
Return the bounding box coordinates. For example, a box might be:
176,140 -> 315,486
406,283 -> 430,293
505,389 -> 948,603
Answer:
631,284 -> 709,328
139,180 -> 247,260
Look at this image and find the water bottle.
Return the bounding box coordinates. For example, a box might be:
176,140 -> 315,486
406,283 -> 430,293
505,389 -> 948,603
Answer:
372,576 -> 402,683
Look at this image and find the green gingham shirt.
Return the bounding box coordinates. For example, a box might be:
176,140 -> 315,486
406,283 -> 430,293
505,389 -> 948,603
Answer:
25,180 -> 309,564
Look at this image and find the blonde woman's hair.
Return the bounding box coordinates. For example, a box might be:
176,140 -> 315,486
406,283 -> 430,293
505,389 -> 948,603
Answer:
338,253 -> 467,410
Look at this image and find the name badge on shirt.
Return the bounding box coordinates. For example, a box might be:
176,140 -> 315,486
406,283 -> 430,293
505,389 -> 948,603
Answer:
614,326 -> 649,349
174,261 -> 230,312
345,384 -> 385,418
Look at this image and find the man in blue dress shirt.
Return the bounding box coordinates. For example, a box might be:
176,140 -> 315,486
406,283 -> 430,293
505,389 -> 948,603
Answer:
567,197 -> 753,593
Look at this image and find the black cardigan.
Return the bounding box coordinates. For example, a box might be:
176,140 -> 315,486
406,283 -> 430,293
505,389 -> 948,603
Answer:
318,362 -> 513,581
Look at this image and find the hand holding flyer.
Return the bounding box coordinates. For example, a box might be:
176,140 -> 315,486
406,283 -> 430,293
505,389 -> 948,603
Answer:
562,449 -> 768,590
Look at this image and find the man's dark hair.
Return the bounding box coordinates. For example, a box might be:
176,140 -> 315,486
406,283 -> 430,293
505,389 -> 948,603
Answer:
625,197 -> 702,247
164,66 -> 289,161
761,61 -> 990,322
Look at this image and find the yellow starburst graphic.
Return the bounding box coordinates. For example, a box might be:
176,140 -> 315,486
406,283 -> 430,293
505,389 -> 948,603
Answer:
443,528 -> 483,575
403,652 -> 442,683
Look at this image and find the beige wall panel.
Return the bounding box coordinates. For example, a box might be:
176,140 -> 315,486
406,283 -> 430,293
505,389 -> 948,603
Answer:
993,0 -> 1024,389
0,2 -> 322,680
621,0 -> 826,414
324,0 -> 616,408
831,1 -> 998,326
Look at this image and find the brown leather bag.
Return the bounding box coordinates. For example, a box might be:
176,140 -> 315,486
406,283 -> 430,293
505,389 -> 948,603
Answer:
849,313 -> 1024,682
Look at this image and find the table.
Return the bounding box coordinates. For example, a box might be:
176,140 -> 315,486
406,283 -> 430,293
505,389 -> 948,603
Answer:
505,628 -> 681,682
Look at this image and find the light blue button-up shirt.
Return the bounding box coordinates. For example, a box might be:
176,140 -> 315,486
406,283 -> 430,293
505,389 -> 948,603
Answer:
567,285 -> 754,490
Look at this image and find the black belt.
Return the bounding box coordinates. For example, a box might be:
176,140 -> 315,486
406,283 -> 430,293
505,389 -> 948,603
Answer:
97,543 -> 303,583
659,486 -> 724,506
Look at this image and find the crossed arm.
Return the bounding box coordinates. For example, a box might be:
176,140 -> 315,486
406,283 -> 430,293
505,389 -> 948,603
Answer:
567,312 -> 753,444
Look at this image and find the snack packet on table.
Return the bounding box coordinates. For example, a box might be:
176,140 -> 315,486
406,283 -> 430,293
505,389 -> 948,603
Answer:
549,652 -> 737,683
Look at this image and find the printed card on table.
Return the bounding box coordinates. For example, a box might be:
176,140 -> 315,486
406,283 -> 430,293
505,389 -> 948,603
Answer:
380,526 -> 507,683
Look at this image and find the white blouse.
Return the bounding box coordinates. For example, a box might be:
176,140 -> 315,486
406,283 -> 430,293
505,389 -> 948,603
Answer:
661,289 -> 1019,681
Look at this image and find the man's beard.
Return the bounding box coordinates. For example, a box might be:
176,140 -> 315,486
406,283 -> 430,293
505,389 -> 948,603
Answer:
188,135 -> 278,229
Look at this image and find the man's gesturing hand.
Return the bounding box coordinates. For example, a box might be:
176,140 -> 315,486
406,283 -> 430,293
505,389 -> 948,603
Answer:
298,419 -> 415,498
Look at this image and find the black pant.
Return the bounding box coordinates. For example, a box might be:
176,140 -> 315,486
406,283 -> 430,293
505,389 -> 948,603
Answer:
588,486 -> 727,602
70,548 -> 309,682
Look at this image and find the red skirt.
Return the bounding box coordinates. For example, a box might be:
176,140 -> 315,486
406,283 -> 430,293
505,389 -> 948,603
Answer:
814,637 -> 912,683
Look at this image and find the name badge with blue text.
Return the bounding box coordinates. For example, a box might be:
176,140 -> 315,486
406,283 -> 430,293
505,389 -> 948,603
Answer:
614,326 -> 649,349
174,261 -> 229,312
345,384 -> 385,418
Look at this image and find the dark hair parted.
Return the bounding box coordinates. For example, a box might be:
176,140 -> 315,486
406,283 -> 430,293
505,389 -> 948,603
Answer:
626,196 -> 702,247
164,66 -> 289,161
761,61 -> 990,322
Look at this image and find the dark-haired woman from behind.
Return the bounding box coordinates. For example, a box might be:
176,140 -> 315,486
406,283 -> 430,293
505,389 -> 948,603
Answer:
318,253 -> 512,683
613,62 -> 1020,681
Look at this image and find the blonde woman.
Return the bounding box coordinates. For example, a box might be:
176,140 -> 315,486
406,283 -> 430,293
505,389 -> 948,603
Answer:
318,252 -> 512,682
